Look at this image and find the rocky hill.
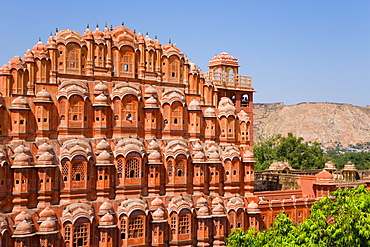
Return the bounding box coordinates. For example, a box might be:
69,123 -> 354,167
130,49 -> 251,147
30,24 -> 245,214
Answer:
253,102 -> 370,148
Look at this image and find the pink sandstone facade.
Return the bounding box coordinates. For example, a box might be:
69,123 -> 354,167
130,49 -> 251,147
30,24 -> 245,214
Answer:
0,24 -> 335,247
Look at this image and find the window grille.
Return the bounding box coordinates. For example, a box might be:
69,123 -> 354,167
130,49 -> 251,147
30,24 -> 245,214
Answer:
125,158 -> 140,178
72,161 -> 85,181
178,215 -> 190,234
128,217 -> 143,239
73,224 -> 88,246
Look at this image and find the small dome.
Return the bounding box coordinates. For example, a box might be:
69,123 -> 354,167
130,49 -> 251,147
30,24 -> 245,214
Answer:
247,201 -> 258,209
211,197 -> 223,207
83,28 -> 93,39
117,31 -> 134,42
100,212 -> 114,226
197,205 -> 210,216
103,28 -> 111,39
39,207 -> 56,221
238,110 -> 250,122
193,142 -> 203,152
137,33 -> 144,42
148,140 -> 159,150
9,56 -> 23,68
208,145 -> 220,161
148,150 -> 161,162
242,150 -> 254,162
151,197 -> 164,208
15,211 -> 32,224
24,49 -> 34,62
324,161 -> 337,171
188,98 -> 201,111
92,28 -> 103,39
204,107 -> 216,118
97,150 -> 111,161
316,170 -> 333,180
196,197 -> 208,208
144,35 -> 153,45
38,151 -> 54,162
96,139 -> 110,151
344,161 -> 356,171
94,93 -> 109,105
32,41 -> 46,53
14,145 -> 30,155
39,217 -> 56,232
99,201 -> 113,215
94,81 -> 108,93
212,203 -> 226,216
46,35 -> 56,49
11,96 -> 30,109
14,152 -> 31,163
144,85 -> 157,97
247,201 -> 261,214
145,96 -> 158,107
193,151 -> 205,161
14,220 -> 32,235
152,208 -> 165,220
38,143 -> 52,153
153,39 -> 161,47
209,52 -> 239,67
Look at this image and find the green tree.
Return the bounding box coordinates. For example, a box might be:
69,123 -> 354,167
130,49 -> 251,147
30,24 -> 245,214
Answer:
226,185 -> 370,247
254,133 -> 325,171
325,150 -> 370,170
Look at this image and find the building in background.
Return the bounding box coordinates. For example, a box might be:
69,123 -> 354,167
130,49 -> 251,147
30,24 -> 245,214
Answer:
0,24 -> 341,246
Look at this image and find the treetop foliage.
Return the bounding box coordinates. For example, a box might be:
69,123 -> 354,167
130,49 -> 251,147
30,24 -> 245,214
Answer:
254,133 -> 326,171
226,185 -> 370,247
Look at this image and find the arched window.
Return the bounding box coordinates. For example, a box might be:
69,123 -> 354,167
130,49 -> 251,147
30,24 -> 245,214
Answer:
120,217 -> 127,240
171,103 -> 183,130
169,56 -> 180,82
241,93 -> 249,107
66,43 -> 80,73
175,161 -> 185,177
62,159 -> 69,183
64,224 -> 71,245
117,157 -> 124,181
122,95 -> 138,125
94,44 -> 106,67
119,46 -> 134,77
128,217 -> 144,239
178,214 -> 190,234
147,51 -> 155,72
229,210 -> 236,230
226,92 -> 236,105
167,159 -> 174,178
69,95 -> 84,126
125,158 -> 140,178
72,160 -> 85,181
74,224 -> 88,246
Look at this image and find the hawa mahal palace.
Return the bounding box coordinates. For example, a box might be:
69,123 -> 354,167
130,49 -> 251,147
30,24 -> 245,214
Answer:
0,24 -> 336,246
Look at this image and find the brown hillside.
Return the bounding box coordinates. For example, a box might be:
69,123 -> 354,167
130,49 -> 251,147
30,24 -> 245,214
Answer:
253,102 -> 370,148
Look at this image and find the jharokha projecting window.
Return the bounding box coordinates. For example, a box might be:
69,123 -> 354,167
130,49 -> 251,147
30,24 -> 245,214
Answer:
73,223 -> 89,247
122,96 -> 137,124
61,156 -> 87,189
69,95 -> 84,123
172,105 -> 182,126
119,46 -> 134,76
66,43 -> 80,72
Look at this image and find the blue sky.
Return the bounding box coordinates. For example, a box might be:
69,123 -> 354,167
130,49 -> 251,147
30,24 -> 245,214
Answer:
0,0 -> 369,105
